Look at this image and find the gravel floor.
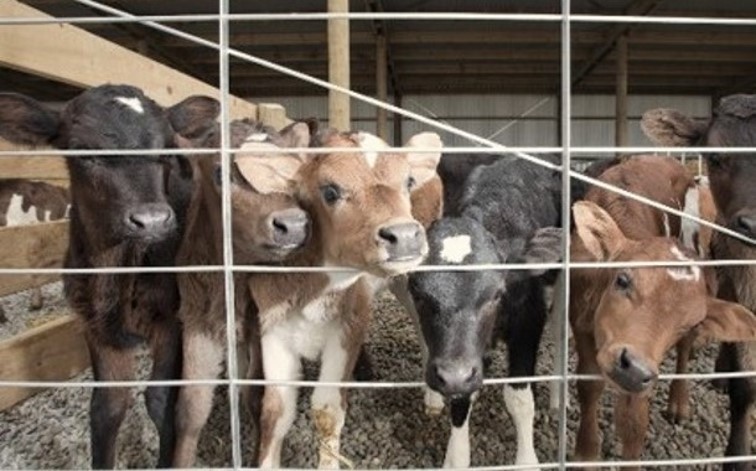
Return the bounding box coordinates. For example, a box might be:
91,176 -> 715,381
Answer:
0,288 -> 752,470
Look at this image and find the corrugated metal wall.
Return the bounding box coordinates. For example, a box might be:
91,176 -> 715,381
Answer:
257,94 -> 711,151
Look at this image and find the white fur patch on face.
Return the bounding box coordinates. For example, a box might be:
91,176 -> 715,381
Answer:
668,245 -> 701,282
115,96 -> 144,114
357,132 -> 388,168
5,193 -> 39,226
440,235 -> 472,264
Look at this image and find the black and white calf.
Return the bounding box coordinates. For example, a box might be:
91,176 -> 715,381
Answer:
408,154 -> 562,469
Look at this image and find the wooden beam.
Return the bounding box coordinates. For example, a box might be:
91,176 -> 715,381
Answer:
0,139 -> 67,181
376,35 -> 389,141
0,0 -> 257,119
257,103 -> 289,131
615,34 -> 628,147
0,313 -> 89,411
0,221 -> 68,298
328,0 -> 350,131
571,0 -> 664,87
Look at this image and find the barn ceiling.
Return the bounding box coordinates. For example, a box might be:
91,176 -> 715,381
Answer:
3,0 -> 756,101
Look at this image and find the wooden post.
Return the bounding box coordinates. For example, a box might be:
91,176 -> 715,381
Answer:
615,33 -> 629,148
376,35 -> 388,140
393,93 -> 403,146
257,103 -> 289,130
328,0 -> 350,131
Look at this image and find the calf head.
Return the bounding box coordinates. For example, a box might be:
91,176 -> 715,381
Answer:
642,95 -> 756,243
573,201 -> 756,394
278,129 -> 443,276
408,217 -> 562,399
196,119 -> 311,263
0,85 -> 219,249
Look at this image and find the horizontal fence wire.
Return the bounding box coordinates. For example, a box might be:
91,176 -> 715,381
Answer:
1,1 -> 755,470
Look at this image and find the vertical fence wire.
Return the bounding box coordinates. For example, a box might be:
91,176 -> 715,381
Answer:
557,0 -> 572,469
218,0 -> 243,468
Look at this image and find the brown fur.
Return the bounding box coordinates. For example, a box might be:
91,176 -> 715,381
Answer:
252,130 -> 441,468
570,157 -> 755,470
172,120 -> 310,468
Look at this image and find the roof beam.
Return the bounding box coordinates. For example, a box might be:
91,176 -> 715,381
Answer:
364,0 -> 400,94
571,0 -> 664,87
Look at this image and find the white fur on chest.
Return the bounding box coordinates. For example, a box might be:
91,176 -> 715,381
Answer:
264,275 -> 357,361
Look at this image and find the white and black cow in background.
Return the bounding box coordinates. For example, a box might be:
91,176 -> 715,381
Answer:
0,179 -> 70,320
407,153 -> 563,469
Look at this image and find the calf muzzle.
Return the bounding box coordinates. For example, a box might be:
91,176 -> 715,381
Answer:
376,221 -> 426,261
269,208 -> 309,249
608,347 -> 657,394
427,357 -> 483,398
731,210 -> 756,240
124,203 -> 176,240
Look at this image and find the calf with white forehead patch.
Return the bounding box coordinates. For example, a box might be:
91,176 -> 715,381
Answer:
0,84 -> 220,468
248,128 -> 442,468
643,94 -> 756,470
408,154 -> 563,469
570,155 -> 756,471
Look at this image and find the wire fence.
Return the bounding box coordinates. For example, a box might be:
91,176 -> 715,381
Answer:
1,0 -> 755,470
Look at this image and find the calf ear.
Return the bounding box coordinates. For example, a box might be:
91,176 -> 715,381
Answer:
640,108 -> 708,147
278,121 -> 311,150
0,93 -> 61,146
235,144 -> 302,194
405,132 -> 443,187
520,227 -> 563,276
166,95 -> 220,139
693,298 -> 756,346
572,201 -> 626,261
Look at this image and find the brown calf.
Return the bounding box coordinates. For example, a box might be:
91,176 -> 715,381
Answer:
248,129 -> 442,468
570,157 -> 756,470
0,179 -> 70,317
171,120 -> 312,467
643,94 -> 756,470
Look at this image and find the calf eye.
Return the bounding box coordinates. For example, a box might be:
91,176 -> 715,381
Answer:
615,272 -> 632,291
406,176 -> 417,191
320,183 -> 343,205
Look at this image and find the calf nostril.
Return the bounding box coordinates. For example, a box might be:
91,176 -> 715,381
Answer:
129,214 -> 145,229
378,227 -> 398,245
737,215 -> 756,233
272,218 -> 288,234
465,367 -> 478,384
434,365 -> 447,386
619,348 -> 631,370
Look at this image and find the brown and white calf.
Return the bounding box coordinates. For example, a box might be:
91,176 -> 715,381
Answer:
570,156 -> 756,470
171,119 -> 312,468
643,95 -> 756,470
0,85 -> 219,468
0,178 -> 70,316
247,129 -> 442,468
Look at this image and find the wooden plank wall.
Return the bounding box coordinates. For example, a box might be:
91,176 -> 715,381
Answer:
0,220 -> 68,297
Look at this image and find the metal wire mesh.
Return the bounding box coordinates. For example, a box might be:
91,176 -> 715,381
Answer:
0,0 -> 755,470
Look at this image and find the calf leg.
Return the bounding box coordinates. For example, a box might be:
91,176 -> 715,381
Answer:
258,329 -> 301,469
146,320 -> 182,468
547,270 -> 567,412
615,393 -> 650,471
443,397 -> 473,469
87,338 -> 136,469
723,375 -> 754,471
504,288 -> 546,469
173,331 -> 225,468
388,276 -> 445,416
573,333 -> 605,466
666,335 -> 694,424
